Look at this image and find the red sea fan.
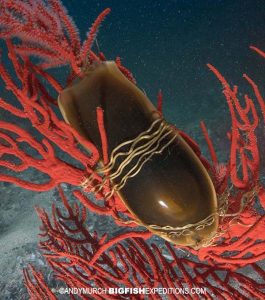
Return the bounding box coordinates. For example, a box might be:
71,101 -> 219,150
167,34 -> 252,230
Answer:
0,0 -> 264,298
0,0 -> 104,73
0,2 -> 135,225
0,0 -> 134,83
190,64 -> 265,267
23,186 -> 265,300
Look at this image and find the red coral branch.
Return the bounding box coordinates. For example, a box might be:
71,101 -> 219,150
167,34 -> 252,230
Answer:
96,107 -> 109,165
80,8 -> 111,64
199,121 -> 218,165
115,56 -> 136,84
24,191 -> 265,300
0,0 -> 81,73
23,265 -> 57,300
243,73 -> 265,123
0,121 -> 86,190
207,63 -> 260,189
250,45 -> 265,59
157,89 -> 163,115
199,121 -> 229,194
194,214 -> 265,268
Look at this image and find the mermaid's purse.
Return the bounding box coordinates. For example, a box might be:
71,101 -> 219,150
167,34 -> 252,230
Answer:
58,61 -> 218,249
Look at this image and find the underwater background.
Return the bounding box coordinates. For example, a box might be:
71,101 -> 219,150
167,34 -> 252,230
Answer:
1,0 -> 265,298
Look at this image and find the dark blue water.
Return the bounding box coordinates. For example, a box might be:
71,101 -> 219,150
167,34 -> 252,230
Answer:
66,0 -> 265,126
64,0 -> 265,161
1,1 -> 265,299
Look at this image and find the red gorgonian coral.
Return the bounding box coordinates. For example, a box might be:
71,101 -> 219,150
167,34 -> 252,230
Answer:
23,186 -> 264,300
0,0 -> 264,299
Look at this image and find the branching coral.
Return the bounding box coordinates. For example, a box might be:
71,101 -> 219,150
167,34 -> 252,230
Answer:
0,0 -> 264,298
23,186 -> 265,300
0,0 -> 136,225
